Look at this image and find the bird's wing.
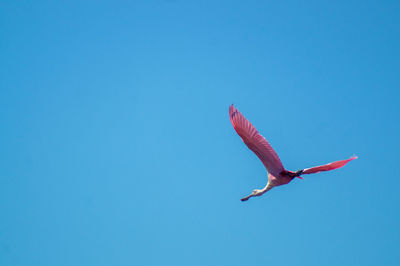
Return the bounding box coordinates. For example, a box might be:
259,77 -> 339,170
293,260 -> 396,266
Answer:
229,104 -> 284,175
302,156 -> 357,174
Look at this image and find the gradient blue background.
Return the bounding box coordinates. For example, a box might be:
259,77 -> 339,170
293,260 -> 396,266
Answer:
1,1 -> 399,265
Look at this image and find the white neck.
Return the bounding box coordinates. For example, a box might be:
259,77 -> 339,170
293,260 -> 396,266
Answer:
258,182 -> 274,196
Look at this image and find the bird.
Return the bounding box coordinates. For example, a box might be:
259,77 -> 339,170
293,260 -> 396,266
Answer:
229,104 -> 357,201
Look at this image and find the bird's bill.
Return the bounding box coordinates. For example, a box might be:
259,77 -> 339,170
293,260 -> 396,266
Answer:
240,192 -> 256,201
240,195 -> 251,201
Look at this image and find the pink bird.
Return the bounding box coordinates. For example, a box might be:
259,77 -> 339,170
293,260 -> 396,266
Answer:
229,104 -> 357,201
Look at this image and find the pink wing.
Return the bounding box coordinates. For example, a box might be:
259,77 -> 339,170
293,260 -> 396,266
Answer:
229,104 -> 284,176
302,156 -> 357,174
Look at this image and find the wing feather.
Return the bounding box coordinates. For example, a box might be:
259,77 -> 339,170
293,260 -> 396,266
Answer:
229,105 -> 284,175
302,156 -> 357,174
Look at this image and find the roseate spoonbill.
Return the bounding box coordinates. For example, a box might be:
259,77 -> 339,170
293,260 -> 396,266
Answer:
229,104 -> 357,201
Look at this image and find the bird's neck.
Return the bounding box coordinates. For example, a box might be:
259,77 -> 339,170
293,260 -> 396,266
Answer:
259,183 -> 274,195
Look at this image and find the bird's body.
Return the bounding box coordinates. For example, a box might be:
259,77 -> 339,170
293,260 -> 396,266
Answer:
229,104 -> 357,201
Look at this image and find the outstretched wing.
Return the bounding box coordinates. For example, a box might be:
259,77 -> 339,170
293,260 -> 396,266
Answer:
302,156 -> 357,174
229,104 -> 284,176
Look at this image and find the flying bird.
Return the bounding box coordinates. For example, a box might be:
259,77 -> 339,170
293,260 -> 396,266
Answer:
229,104 -> 357,201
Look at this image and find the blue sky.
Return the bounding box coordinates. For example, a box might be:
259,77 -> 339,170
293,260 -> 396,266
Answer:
1,1 -> 400,265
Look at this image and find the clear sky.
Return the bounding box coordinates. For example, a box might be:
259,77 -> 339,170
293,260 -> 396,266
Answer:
1,1 -> 400,265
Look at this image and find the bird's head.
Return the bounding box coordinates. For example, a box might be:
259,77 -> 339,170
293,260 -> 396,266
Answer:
241,189 -> 263,201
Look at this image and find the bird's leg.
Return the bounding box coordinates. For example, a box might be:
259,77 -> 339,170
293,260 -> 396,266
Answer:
293,169 -> 304,179
280,170 -> 298,178
295,170 -> 304,176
